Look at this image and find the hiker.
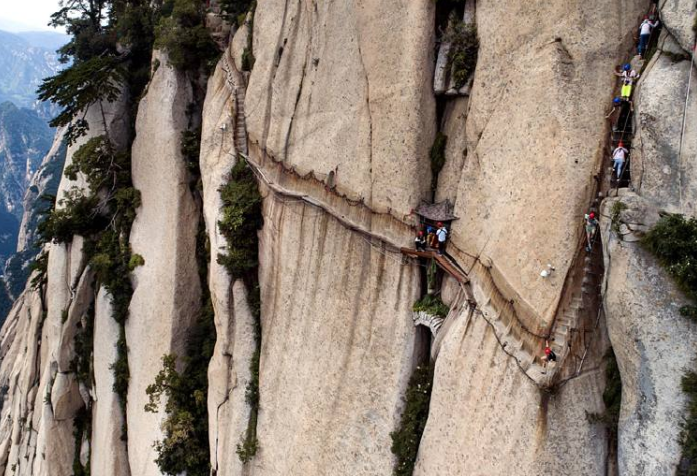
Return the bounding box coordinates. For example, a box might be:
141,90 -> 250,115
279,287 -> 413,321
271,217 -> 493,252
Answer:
605,97 -> 623,120
426,226 -> 437,249
541,340 -> 557,374
585,212 -> 599,251
612,141 -> 629,179
614,98 -> 634,134
436,222 -> 448,255
638,15 -> 659,57
415,231 -> 427,251
615,64 -> 639,100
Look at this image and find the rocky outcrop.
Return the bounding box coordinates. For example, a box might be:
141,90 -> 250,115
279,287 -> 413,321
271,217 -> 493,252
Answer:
600,192 -> 697,475
598,19 -> 697,474
90,288 -> 130,476
660,0 -> 697,53
632,32 -> 697,213
126,50 -> 201,476
199,45 -> 257,476
16,127 -> 67,254
246,0 -> 435,217
415,299 -> 611,476
440,0 -> 647,327
0,89 -> 129,476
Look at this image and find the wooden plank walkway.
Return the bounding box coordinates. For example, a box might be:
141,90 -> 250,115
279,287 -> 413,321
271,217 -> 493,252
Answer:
400,248 -> 469,284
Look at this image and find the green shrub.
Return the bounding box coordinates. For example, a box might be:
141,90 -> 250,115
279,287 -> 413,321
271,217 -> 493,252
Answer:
145,354 -> 210,476
181,127 -> 202,173
241,47 -> 255,72
36,189 -> 105,244
217,158 -> 263,279
413,295 -> 449,318
128,254 -> 145,270
155,0 -> 219,73
236,433 -> 259,464
65,137 -> 129,193
390,363 -> 434,476
642,213 -> 697,317
71,302 -> 95,386
443,15 -> 478,89
429,133 -> 447,192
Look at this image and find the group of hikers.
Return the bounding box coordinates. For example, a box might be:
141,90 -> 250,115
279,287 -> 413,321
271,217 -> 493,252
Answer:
414,222 -> 449,255
408,12 -> 660,375
545,14 -> 660,371
585,14 -> 659,252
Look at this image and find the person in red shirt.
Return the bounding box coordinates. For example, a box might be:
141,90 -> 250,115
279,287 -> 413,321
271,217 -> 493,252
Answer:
541,340 -> 557,374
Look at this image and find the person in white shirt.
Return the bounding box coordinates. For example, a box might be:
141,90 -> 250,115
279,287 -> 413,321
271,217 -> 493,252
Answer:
612,142 -> 629,179
638,16 -> 659,57
435,222 -> 448,255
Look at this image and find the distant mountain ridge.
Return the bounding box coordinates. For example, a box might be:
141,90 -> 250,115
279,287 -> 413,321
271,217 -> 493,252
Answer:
0,29 -> 66,120
15,31 -> 69,51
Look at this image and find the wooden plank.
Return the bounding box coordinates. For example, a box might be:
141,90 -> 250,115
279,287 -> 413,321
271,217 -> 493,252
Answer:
434,255 -> 468,284
400,247 -> 434,258
400,247 -> 469,284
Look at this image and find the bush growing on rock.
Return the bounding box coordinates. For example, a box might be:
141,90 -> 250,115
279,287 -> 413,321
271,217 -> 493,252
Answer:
391,363 -> 434,476
217,157 -> 263,279
145,354 -> 210,476
429,133 -> 447,192
443,15 -> 478,89
155,0 -> 219,72
642,213 -> 697,318
413,295 -> 449,318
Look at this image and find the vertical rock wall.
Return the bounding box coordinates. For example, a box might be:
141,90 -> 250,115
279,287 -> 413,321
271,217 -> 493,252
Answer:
252,192 -> 420,475
126,51 -> 202,476
246,0 -> 435,217
199,51 -> 257,476
0,94 -> 129,476
415,304 -> 611,475
91,288 -> 130,476
440,0 -> 646,324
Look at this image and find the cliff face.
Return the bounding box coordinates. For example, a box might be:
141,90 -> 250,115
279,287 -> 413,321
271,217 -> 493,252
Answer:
0,93 -> 129,475
598,9 -> 697,474
0,1 -> 695,475
125,51 -> 201,476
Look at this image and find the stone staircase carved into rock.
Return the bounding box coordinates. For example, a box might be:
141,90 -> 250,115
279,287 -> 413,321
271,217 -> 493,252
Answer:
220,48 -> 248,156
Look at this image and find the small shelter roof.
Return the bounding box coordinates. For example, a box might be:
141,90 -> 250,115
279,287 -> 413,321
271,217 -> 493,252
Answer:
415,199 -> 459,222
